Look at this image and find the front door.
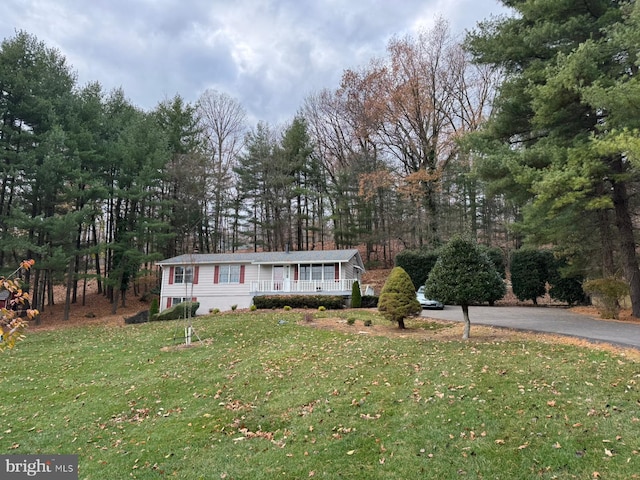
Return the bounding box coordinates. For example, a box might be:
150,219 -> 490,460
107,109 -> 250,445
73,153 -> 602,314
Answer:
283,265 -> 291,291
273,266 -> 291,292
273,266 -> 283,291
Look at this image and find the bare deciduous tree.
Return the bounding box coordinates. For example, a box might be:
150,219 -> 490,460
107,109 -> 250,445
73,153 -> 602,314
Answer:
196,89 -> 247,252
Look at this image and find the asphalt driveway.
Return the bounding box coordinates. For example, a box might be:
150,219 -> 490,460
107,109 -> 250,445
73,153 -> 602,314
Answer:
421,305 -> 640,350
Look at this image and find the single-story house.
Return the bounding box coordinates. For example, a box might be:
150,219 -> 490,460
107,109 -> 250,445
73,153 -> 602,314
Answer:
156,249 -> 366,314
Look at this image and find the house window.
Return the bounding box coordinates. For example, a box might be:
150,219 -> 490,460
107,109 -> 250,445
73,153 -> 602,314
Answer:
174,266 -> 194,284
299,265 -> 310,280
171,297 -> 189,306
312,265 -> 323,280
324,265 -> 336,280
298,264 -> 336,281
219,265 -> 241,283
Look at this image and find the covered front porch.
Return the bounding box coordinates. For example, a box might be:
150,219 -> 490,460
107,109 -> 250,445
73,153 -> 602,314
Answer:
250,278 -> 358,295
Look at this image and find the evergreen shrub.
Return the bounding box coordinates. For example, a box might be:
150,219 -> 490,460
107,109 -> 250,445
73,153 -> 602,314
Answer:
378,266 -> 421,329
361,295 -> 379,308
153,302 -> 200,321
149,297 -> 159,319
394,249 -> 440,290
479,245 -> 506,279
583,278 -> 629,319
510,249 -> 553,304
351,280 -> 362,308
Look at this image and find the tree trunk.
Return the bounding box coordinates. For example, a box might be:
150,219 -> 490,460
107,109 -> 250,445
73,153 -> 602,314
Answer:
111,288 -> 119,315
461,304 -> 471,339
611,167 -> 640,317
92,222 -> 103,294
598,208 -> 616,277
32,268 -> 42,325
63,261 -> 73,321
398,317 -> 406,329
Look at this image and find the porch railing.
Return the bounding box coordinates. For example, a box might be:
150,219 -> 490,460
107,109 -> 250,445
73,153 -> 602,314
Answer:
250,279 -> 357,294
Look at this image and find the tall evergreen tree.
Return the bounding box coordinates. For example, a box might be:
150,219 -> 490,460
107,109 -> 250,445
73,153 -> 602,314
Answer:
234,123 -> 277,250
154,95 -> 203,256
279,116 -> 316,250
0,31 -> 77,311
466,0 -> 640,316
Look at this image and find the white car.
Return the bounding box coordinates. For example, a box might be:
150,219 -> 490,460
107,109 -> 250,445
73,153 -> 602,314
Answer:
416,286 -> 444,310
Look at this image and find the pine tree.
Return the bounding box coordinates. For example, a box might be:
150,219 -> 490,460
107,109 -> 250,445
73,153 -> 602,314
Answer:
466,0 -> 640,317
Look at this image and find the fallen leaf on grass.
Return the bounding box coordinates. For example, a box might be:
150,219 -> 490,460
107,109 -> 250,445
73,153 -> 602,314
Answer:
346,450 -> 355,455
360,413 -> 381,420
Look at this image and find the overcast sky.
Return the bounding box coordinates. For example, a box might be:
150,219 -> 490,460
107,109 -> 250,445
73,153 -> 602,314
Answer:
2,0 -> 511,125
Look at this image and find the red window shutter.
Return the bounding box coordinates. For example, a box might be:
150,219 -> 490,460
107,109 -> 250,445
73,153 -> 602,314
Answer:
168,266 -> 174,284
193,266 -> 199,284
239,265 -> 245,284
167,298 -> 171,308
334,263 -> 339,279
214,266 -> 220,284
294,266 -> 298,280
192,297 -> 197,302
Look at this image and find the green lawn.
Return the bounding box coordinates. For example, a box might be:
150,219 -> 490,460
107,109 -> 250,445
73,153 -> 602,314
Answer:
0,311 -> 638,479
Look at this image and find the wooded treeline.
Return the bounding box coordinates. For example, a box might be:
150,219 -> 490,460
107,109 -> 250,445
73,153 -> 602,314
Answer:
3,1 -> 640,317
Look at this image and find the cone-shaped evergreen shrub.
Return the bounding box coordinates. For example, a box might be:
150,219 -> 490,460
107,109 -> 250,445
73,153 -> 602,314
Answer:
378,267 -> 421,329
351,280 -> 362,308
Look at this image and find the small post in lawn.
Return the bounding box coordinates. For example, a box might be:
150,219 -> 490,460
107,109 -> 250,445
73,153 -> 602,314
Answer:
172,246 -> 202,346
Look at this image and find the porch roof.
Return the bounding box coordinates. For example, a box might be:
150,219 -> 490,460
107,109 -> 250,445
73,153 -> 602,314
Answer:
157,249 -> 365,270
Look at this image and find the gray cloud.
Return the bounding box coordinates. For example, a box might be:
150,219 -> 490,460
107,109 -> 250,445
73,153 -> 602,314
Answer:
2,0 -> 510,124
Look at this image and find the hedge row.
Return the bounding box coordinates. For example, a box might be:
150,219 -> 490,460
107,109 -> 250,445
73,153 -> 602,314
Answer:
253,295 -> 344,310
394,249 -> 440,290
